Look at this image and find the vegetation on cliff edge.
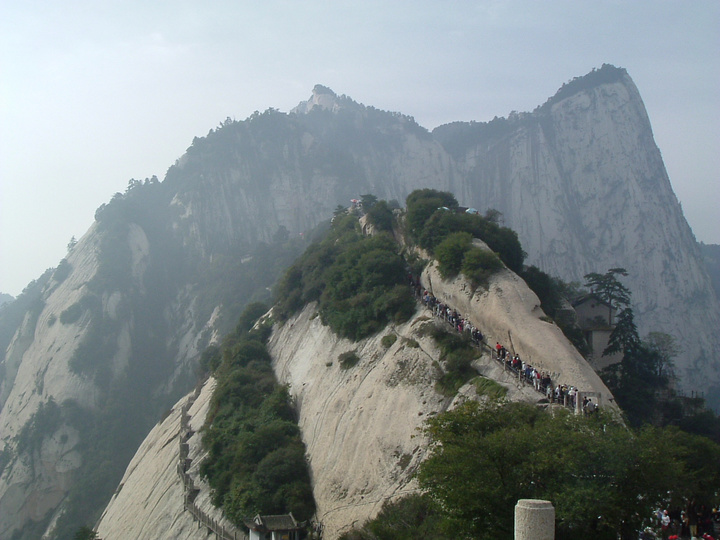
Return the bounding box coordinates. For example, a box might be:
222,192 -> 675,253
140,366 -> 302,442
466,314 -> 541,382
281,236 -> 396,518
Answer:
200,303 -> 316,525
273,213 -> 415,341
342,400 -> 720,540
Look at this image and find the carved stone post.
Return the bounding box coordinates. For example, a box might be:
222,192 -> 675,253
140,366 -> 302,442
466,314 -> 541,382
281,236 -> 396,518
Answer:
514,499 -> 554,540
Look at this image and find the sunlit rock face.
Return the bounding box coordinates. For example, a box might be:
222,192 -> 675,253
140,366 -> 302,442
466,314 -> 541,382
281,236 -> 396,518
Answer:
434,68 -> 719,404
98,260 -> 610,540
170,69 -> 719,403
267,263 -> 612,539
1,64 -> 718,538
158,67 -> 720,403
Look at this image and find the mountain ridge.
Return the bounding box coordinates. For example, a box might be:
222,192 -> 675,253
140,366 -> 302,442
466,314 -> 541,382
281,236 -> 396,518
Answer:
0,65 -> 717,538
95,238 -> 614,539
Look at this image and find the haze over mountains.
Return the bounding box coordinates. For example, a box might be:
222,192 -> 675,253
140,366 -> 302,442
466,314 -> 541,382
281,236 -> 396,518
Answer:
0,64 -> 718,539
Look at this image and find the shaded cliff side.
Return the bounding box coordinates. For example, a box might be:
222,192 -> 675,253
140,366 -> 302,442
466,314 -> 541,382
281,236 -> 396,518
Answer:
434,66 -> 720,404
1,64 -> 716,538
96,252 -> 612,540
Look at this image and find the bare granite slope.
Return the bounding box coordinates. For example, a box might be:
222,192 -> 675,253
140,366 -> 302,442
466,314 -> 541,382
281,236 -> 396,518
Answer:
267,265 -> 612,539
95,377 -> 242,540
449,71 -> 720,401
95,252 -> 613,540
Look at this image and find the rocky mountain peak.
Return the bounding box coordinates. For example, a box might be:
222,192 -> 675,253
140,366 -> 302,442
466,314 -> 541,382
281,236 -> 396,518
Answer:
536,63 -> 630,112
2,65 -> 719,539
291,84 -> 344,115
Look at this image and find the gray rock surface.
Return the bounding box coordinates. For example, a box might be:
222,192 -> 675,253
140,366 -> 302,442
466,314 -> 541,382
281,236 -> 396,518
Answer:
1,65 -> 717,537
95,377 -> 241,540
267,265 -> 612,538
96,251 -> 612,540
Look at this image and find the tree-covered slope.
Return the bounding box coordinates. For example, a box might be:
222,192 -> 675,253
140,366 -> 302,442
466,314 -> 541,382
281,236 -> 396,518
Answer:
2,64 -> 719,538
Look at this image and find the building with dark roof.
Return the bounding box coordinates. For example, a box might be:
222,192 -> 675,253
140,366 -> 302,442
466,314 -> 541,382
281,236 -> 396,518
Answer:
572,294 -> 623,371
245,513 -> 302,540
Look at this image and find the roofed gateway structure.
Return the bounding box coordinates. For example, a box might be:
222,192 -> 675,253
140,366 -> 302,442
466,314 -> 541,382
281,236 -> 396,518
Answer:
572,294 -> 623,371
245,513 -> 303,540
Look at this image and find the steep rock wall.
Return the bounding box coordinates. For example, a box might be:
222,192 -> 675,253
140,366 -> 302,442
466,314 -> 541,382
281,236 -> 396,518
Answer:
168,105 -> 456,258
268,304 -> 445,538
174,77 -> 719,401
0,222 -> 213,538
268,267 -> 613,538
0,227 -> 103,539
94,252 -> 613,540
450,74 -> 720,400
421,254 -> 613,404
95,378 -> 238,540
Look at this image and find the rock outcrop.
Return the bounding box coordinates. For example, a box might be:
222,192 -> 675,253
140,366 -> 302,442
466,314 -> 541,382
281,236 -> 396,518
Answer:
437,67 -> 720,402
95,377 -> 243,540
267,267 -> 612,538
98,258 -> 612,540
422,254 -> 612,400
167,70 -> 719,402
1,64 -> 717,538
0,227 -> 102,539
0,223 -> 213,539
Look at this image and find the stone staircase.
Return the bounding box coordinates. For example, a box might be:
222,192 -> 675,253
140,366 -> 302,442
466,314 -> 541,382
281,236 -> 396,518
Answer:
176,382 -> 247,540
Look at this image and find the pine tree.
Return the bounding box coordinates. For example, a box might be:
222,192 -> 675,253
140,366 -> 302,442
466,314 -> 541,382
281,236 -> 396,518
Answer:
583,267 -> 630,326
604,307 -> 639,357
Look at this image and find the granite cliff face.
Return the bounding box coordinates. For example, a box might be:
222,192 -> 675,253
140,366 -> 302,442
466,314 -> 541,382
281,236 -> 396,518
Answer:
0,222 -> 213,538
0,228 -> 100,538
0,65 -> 717,538
435,67 -> 719,401
164,68 -> 719,402
164,94 -> 456,256
95,258 -> 612,540
94,378 -> 238,540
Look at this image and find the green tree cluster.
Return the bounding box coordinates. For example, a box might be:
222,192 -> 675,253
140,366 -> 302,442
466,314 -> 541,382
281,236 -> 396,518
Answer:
584,269 -> 666,426
434,232 -> 472,277
584,270 -> 655,425
0,269 -> 51,369
431,228 -> 505,288
73,526 -> 99,540
424,325 -> 479,396
274,214 -> 414,341
200,305 -> 315,525
519,266 -> 590,356
53,258 -> 72,283
15,400 -> 62,466
339,494 -> 449,540
365,200 -> 394,232
405,189 -> 458,237
460,246 -> 503,287
584,268 -> 631,328
338,350 -> 360,369
346,400 -> 720,540
405,189 -> 525,273
584,270 -> 720,435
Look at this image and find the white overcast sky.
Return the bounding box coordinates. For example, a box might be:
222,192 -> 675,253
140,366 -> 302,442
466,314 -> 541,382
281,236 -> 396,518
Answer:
1,1 -> 718,296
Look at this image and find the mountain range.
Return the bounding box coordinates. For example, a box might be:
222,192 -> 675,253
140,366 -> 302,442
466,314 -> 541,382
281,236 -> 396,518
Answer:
0,63 -> 718,539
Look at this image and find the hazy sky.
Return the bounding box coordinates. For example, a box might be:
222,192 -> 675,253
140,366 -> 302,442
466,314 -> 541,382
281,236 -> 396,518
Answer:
1,1 -> 718,296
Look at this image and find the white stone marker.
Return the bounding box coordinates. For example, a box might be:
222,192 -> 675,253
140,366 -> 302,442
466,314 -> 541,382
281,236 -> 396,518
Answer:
514,499 -> 555,540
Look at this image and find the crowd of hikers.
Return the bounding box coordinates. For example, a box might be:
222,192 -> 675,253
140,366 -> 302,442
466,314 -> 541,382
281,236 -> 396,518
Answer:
410,277 -> 597,413
647,503 -> 720,539
410,276 -> 719,539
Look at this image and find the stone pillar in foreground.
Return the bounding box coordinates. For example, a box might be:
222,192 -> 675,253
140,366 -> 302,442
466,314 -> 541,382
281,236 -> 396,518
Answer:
514,499 -> 555,540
